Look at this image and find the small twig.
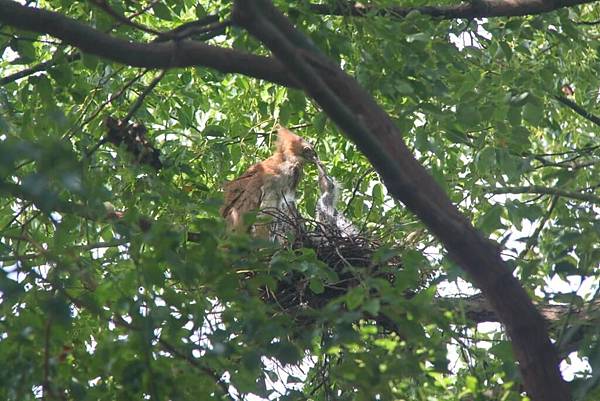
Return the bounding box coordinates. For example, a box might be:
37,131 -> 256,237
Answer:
575,18 -> 600,25
157,338 -> 235,401
82,69 -> 147,129
125,0 -> 161,21
343,169 -> 373,215
154,17 -> 231,42
0,238 -> 129,263
88,0 -> 162,35
0,30 -> 62,45
0,53 -> 80,86
529,144 -> 600,157
483,185 -> 600,204
122,69 -> 166,123
518,196 -> 558,259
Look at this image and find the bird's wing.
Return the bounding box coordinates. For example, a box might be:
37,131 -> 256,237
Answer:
221,164 -> 265,230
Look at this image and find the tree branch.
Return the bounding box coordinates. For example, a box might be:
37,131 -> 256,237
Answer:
0,53 -> 80,86
555,95 -> 600,128
518,195 -> 558,259
122,69 -> 166,123
0,0 -> 297,88
441,294 -> 600,326
483,185 -> 600,204
88,0 -> 162,36
308,0 -> 598,20
442,294 -> 600,355
232,2 -> 570,400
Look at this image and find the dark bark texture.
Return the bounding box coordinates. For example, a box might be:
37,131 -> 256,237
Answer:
309,0 -> 597,19
0,0 -> 296,87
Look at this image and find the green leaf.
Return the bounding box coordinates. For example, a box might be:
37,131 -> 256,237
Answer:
195,4 -> 207,18
554,259 -> 578,276
152,3 -> 173,20
476,204 -> 505,234
270,341 -> 301,365
396,80 -> 414,95
406,33 -> 429,43
456,104 -> 481,128
31,75 -> 53,104
346,287 -> 365,310
475,147 -> 496,174
363,299 -> 380,315
309,277 -> 325,294
371,183 -> 384,205
81,52 -> 100,70
13,38 -> 36,63
523,97 -> 544,125
507,106 -> 522,126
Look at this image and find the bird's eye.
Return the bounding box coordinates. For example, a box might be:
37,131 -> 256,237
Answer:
302,146 -> 318,162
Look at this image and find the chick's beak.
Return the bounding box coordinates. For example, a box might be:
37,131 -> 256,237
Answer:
316,159 -> 326,174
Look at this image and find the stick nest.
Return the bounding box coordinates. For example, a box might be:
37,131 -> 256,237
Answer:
255,209 -> 413,318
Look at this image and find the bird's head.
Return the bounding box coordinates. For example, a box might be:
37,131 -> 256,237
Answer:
276,127 -> 318,164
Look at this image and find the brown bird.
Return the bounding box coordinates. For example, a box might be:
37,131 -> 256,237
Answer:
221,127 -> 318,239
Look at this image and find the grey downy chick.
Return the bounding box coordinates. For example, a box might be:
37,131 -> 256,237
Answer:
315,161 -> 359,238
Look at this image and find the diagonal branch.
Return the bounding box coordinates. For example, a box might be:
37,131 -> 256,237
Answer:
232,1 -> 571,400
555,95 -> 600,128
308,0 -> 598,20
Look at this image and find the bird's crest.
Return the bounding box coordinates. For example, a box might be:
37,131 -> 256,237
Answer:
276,126 -> 312,159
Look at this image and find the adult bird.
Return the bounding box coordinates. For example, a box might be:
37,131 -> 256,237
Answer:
221,127 -> 318,239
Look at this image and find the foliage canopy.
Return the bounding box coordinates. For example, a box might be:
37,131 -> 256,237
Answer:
0,0 -> 599,400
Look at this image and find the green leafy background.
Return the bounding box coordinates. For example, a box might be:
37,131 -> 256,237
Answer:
1,1 -> 599,400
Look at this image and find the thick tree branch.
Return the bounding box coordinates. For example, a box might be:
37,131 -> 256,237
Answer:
309,0 -> 598,20
483,185 -> 600,204
442,295 -> 599,355
233,2 -> 570,400
0,0 -> 297,88
443,294 -> 600,325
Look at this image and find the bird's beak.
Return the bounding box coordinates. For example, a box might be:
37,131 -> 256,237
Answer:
316,160 -> 328,177
306,149 -> 319,164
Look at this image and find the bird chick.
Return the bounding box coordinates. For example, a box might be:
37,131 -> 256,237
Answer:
315,161 -> 359,239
